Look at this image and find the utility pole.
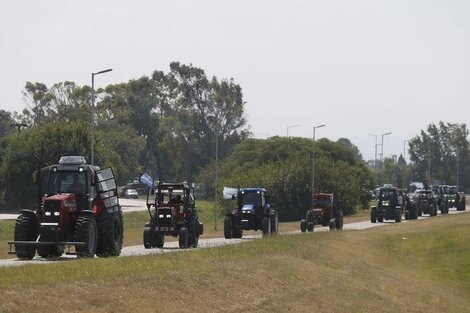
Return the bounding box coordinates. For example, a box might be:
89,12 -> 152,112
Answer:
214,122 -> 219,230
91,68 -> 113,165
380,132 -> 392,186
311,124 -> 326,207
10,123 -> 28,134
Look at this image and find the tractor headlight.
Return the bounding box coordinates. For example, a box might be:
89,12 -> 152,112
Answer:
159,214 -> 164,218
166,214 -> 171,218
53,211 -> 60,216
45,212 -> 51,216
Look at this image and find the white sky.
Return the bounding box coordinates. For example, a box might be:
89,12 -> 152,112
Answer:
1,0 -> 469,161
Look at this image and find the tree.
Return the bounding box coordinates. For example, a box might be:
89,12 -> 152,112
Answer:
198,137 -> 373,220
408,122 -> 469,190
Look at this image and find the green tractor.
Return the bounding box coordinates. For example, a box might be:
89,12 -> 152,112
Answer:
447,186 -> 466,211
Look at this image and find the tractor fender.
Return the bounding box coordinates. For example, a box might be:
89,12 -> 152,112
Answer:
19,209 -> 37,217
78,210 -> 96,217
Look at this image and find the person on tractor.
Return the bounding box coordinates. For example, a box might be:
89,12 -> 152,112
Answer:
171,194 -> 184,204
71,174 -> 85,194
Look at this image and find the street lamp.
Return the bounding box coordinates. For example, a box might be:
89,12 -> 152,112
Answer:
380,132 -> 392,185
311,124 -> 326,207
214,122 -> 219,231
368,133 -> 379,186
286,124 -> 299,137
91,68 -> 113,165
10,123 -> 28,134
403,140 -> 410,162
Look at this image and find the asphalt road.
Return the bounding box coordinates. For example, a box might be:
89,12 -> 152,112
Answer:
0,205 -> 468,267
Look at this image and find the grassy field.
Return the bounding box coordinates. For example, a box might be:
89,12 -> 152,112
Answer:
1,210 -> 470,312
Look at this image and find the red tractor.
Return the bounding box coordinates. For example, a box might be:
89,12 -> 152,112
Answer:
9,156 -> 123,259
143,183 -> 203,249
300,193 -> 343,232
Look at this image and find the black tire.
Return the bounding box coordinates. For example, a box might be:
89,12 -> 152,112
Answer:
405,210 -> 410,220
143,224 -> 151,249
329,219 -> 336,231
300,219 -> 307,233
153,231 -> 165,248
96,210 -> 123,257
232,227 -> 243,238
377,216 -> 384,223
14,213 -> 38,260
430,204 -> 436,217
75,215 -> 98,258
37,232 -> 64,259
224,216 -> 233,239
179,227 -> 189,249
262,216 -> 271,236
395,209 -> 402,223
411,205 -> 418,220
270,213 -> 278,234
307,224 -> 314,232
370,207 -> 377,223
335,210 -> 344,230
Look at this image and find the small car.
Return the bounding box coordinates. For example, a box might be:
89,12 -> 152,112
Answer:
123,188 -> 139,199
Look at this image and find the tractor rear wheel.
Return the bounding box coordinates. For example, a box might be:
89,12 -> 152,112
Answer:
179,227 -> 189,249
335,210 -> 344,230
270,213 -> 278,234
14,213 -> 38,260
143,224 -> 151,249
37,232 -> 64,258
224,216 -> 233,239
96,210 -> 123,257
329,219 -> 336,231
370,207 -> 377,223
300,219 -> 307,233
75,215 -> 98,258
262,217 -> 271,236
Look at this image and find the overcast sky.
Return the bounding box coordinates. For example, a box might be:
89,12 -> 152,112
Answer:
1,0 -> 469,161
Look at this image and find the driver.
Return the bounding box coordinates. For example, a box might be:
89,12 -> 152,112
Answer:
71,174 -> 85,194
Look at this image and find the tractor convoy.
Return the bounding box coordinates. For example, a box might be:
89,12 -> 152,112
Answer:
5,155 -> 467,261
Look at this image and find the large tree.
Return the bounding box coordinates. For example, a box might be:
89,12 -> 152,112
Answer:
408,122 -> 469,190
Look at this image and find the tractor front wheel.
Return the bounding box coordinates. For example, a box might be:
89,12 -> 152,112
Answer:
224,216 -> 233,239
335,210 -> 344,230
179,227 -> 189,249
75,215 -> 98,258
14,213 -> 38,260
300,219 -> 307,233
96,210 -> 123,257
262,217 -> 271,236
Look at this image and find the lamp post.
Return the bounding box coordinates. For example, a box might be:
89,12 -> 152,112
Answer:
403,140 -> 410,162
368,133 -> 378,169
311,124 -> 326,207
380,132 -> 392,185
214,122 -> 219,231
10,123 -> 28,134
286,124 -> 299,137
91,68 -> 112,165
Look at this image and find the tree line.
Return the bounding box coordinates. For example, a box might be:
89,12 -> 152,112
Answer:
0,62 -> 468,216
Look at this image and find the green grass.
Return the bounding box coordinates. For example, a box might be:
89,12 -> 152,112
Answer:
0,212 -> 470,312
